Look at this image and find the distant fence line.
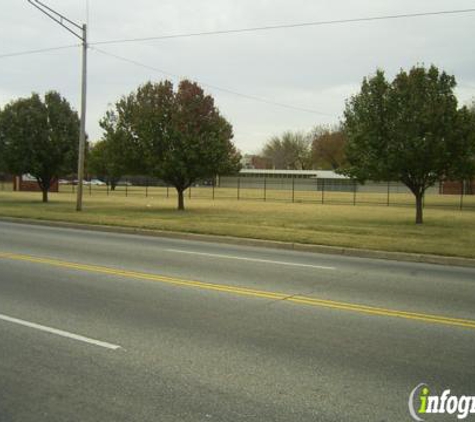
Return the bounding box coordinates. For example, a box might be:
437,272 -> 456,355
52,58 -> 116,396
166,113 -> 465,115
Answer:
1,174 -> 474,211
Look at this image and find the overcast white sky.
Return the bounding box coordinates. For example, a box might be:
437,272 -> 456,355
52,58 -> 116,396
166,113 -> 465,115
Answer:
1,0 -> 475,154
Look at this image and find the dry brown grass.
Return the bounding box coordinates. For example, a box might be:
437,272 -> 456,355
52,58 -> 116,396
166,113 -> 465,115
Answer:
0,189 -> 474,258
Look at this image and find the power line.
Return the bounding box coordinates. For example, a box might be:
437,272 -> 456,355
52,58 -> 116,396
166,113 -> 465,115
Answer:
91,47 -> 331,116
91,8 -> 475,46
0,44 -> 79,59
3,8 -> 474,59
2,7 -> 472,113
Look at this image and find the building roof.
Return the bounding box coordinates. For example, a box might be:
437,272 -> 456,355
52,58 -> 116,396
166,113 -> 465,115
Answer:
239,169 -> 349,179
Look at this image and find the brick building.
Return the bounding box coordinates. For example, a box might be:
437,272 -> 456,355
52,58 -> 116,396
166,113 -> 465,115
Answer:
13,174 -> 59,193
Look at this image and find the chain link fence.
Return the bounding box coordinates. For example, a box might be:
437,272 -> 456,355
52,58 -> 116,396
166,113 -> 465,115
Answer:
38,175 -> 475,211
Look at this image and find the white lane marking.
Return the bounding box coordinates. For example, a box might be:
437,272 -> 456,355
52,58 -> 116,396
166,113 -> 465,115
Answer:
166,249 -> 336,271
0,313 -> 122,351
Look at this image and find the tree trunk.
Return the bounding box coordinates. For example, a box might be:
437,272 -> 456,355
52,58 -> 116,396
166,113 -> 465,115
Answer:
37,178 -> 50,203
415,192 -> 423,224
177,189 -> 185,211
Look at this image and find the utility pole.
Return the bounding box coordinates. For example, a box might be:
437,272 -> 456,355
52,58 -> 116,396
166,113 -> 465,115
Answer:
27,0 -> 87,211
77,24 -> 87,211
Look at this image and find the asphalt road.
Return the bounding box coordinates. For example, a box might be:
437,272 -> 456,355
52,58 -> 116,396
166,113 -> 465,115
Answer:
0,220 -> 474,421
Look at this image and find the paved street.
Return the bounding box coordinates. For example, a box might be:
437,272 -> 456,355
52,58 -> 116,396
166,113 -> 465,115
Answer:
0,220 -> 474,421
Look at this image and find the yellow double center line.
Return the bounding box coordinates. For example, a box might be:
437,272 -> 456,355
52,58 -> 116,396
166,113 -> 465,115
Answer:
1,251 -> 475,330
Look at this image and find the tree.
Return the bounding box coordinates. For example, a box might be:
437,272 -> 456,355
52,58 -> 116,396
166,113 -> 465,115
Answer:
262,131 -> 312,170
103,80 -> 241,210
343,65 -> 475,224
311,125 -> 348,170
455,100 -> 475,193
88,138 -> 128,190
0,92 -> 79,202
0,123 -> 5,174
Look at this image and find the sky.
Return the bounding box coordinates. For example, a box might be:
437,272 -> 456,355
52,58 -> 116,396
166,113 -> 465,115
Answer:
1,0 -> 475,154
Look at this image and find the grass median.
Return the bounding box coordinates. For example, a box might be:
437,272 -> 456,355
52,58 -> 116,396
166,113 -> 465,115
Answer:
0,190 -> 473,259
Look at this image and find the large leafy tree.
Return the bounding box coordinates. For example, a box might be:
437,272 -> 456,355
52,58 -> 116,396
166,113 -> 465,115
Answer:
0,124 -> 5,175
459,100 -> 475,193
0,92 -> 79,202
103,80 -> 241,210
88,137 -> 129,190
262,131 -> 312,170
311,125 -> 348,170
343,65 -> 475,224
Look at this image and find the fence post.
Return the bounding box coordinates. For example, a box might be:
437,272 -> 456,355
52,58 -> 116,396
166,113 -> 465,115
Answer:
321,179 -> 325,204
212,179 -> 215,200
89,182 -> 92,196
353,181 -> 357,206
264,177 -> 267,202
387,181 -> 390,206
107,182 -> 110,196
292,177 -> 295,203
460,181 -> 465,211
125,179 -> 128,197
145,179 -> 148,198
237,176 -> 241,200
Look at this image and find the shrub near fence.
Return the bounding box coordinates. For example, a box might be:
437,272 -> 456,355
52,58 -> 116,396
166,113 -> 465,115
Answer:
53,176 -> 475,211
0,176 -> 13,192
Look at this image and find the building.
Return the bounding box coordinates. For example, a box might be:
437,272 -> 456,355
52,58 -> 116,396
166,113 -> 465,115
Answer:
219,169 -> 441,195
219,169 -> 354,192
13,174 -> 59,193
240,155 -> 272,170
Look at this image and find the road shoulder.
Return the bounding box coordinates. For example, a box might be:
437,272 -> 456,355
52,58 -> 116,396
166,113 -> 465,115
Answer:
1,215 -> 474,268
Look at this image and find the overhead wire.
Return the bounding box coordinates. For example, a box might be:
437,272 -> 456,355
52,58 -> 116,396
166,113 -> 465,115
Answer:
3,8 -> 475,58
0,44 -> 79,59
91,46 -> 331,116
90,8 -> 475,46
1,7 -> 474,114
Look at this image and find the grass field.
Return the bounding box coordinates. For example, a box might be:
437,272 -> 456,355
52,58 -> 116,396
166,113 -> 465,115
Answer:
55,184 -> 475,208
0,189 -> 474,259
